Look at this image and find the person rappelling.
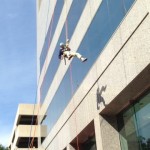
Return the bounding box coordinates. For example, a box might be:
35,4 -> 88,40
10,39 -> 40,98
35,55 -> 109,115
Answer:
58,39 -> 87,64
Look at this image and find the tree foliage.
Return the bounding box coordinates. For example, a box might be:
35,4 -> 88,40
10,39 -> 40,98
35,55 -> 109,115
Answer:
0,144 -> 9,150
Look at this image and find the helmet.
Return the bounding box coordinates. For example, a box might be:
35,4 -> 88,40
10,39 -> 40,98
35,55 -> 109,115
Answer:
60,42 -> 64,47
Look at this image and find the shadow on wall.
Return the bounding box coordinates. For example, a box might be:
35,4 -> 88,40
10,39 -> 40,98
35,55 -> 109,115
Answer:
96,85 -> 107,110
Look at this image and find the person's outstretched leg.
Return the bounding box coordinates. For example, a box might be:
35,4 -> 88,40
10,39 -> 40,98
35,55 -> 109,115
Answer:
71,52 -> 87,62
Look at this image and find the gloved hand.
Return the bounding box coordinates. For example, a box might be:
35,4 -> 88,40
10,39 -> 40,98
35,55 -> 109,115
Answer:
66,39 -> 69,42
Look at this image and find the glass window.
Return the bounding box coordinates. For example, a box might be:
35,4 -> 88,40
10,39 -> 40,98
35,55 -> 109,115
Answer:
40,26 -> 66,104
40,0 -> 87,104
118,92 -> 150,150
134,93 -> 150,150
67,0 -> 87,38
123,0 -> 135,13
40,0 -> 64,72
107,0 -> 125,33
118,106 -> 140,150
81,136 -> 97,150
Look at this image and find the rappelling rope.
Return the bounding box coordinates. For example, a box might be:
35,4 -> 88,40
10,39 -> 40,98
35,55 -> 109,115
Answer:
42,1 -> 56,83
64,0 -> 80,149
28,77 -> 41,150
28,88 -> 38,150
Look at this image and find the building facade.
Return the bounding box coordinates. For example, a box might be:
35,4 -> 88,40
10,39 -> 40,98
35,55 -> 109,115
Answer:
8,104 -> 46,150
36,0 -> 150,150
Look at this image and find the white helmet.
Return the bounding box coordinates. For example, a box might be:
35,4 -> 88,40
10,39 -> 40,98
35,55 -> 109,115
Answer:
60,42 -> 64,47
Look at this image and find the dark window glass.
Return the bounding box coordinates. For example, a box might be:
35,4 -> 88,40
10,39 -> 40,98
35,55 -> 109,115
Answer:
124,0 -> 135,12
118,92 -> 150,150
107,0 -> 125,33
40,0 -> 87,104
134,93 -> 150,150
67,0 -> 87,38
81,136 -> 97,150
118,106 -> 140,150
42,0 -> 135,138
40,26 -> 66,104
40,0 -> 64,72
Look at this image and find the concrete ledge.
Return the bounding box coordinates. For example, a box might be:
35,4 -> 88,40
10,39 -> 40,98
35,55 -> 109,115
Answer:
15,125 -> 46,137
101,64 -> 150,115
17,104 -> 38,116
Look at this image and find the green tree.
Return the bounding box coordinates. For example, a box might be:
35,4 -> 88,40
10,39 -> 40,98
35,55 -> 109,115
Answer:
0,144 -> 9,150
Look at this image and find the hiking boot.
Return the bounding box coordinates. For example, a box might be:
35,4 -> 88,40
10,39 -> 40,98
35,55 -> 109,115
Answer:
81,57 -> 87,62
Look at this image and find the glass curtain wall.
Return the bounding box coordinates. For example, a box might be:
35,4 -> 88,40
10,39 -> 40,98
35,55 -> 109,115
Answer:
118,92 -> 150,150
40,0 -> 64,72
40,0 -> 87,104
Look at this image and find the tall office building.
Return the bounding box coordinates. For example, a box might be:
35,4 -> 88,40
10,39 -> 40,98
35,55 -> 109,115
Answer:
36,0 -> 150,150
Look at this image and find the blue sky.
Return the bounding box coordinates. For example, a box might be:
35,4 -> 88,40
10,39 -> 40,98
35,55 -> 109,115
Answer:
0,0 -> 36,146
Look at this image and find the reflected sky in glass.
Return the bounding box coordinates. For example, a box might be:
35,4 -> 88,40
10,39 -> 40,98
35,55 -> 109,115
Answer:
40,0 -> 87,104
118,92 -> 150,150
40,0 -> 64,71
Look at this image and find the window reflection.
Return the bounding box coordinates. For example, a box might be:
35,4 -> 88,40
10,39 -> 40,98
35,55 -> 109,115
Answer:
40,26 -> 66,104
118,106 -> 140,150
40,0 -> 64,72
135,93 -> 150,150
40,0 -> 87,104
118,92 -> 150,150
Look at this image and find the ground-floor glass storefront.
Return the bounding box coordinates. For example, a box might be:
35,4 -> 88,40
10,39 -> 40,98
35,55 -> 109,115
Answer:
118,92 -> 150,150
